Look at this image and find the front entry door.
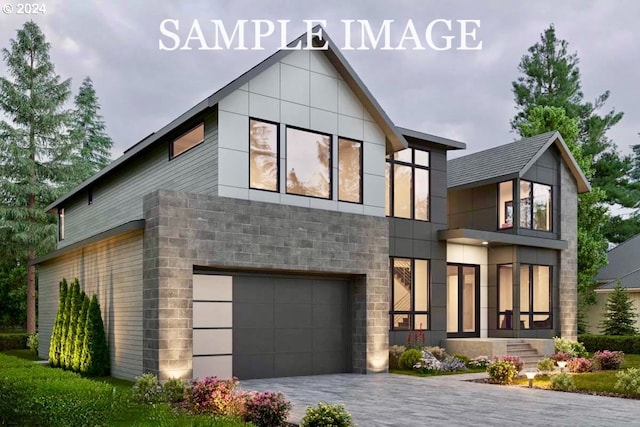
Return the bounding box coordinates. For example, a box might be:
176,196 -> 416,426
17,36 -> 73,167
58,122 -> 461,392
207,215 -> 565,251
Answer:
447,264 -> 480,338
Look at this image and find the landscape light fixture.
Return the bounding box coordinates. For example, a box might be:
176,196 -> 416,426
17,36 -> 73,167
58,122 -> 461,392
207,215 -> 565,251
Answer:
557,360 -> 567,373
525,370 -> 537,388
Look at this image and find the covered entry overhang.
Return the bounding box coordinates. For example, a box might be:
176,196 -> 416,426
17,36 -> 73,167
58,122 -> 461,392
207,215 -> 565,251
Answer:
437,228 -> 568,250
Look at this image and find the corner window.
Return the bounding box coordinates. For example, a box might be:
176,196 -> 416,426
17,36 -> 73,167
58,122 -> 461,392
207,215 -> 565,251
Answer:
498,181 -> 513,229
498,264 -> 513,329
390,257 -> 430,330
170,123 -> 204,159
249,119 -> 279,191
520,265 -> 552,329
520,181 -> 552,231
385,148 -> 430,221
338,138 -> 362,203
58,208 -> 65,241
286,127 -> 331,199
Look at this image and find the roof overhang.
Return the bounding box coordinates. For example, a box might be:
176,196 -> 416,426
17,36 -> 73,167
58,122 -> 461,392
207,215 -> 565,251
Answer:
397,126 -> 466,150
438,228 -> 568,250
596,287 -> 640,293
521,131 -> 591,194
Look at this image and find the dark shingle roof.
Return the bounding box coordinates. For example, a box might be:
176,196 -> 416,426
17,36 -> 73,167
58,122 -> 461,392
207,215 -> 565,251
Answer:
597,233 -> 640,290
599,269 -> 640,290
447,132 -> 557,188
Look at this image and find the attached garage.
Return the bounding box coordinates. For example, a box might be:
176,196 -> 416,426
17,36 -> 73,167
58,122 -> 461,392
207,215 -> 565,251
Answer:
192,273 -> 352,380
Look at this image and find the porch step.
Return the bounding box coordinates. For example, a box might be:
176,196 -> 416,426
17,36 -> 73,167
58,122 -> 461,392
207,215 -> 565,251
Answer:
505,341 -> 544,367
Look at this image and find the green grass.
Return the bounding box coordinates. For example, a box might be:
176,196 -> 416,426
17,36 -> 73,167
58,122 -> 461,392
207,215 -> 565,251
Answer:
391,367 -> 486,377
1,349 -> 43,361
512,354 -> 640,397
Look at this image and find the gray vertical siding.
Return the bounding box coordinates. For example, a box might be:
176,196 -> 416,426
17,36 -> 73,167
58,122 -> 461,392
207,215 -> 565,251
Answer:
37,229 -> 143,381
58,111 -> 218,248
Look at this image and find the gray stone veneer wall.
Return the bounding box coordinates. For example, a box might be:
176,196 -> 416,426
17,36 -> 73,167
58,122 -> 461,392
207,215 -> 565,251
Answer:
143,189 -> 389,380
559,161 -> 578,340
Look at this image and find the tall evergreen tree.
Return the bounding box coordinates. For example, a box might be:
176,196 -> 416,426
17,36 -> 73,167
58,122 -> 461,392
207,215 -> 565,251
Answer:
71,293 -> 89,372
68,77 -> 113,185
600,282 -> 639,335
0,21 -> 73,333
80,294 -> 110,376
48,278 -> 68,367
512,24 -> 639,244
64,278 -> 82,369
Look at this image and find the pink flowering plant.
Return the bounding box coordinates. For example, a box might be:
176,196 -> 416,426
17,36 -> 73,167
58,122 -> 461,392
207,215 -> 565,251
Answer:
567,357 -> 593,373
593,350 -> 625,370
185,376 -> 246,416
496,355 -> 524,372
550,352 -> 571,362
244,391 -> 292,427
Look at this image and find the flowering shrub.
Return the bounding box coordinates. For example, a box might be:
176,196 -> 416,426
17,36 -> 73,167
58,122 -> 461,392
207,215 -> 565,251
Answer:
550,373 -> 575,391
487,360 -> 518,385
406,330 -> 426,350
132,373 -> 164,404
615,368 -> 640,395
423,346 -> 448,361
399,349 -> 423,370
413,351 -> 441,372
389,345 -> 406,370
439,356 -> 467,372
244,391 -> 292,427
553,337 -> 588,358
567,357 -> 593,373
469,355 -> 491,369
496,355 -> 524,372
27,333 -> 39,354
593,350 -> 624,370
536,357 -> 555,374
301,403 -> 354,427
186,376 -> 246,416
550,352 -> 571,362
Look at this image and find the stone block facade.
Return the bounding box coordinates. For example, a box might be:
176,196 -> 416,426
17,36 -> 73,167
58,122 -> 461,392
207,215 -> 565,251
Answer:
559,161 -> 578,340
143,189 -> 389,380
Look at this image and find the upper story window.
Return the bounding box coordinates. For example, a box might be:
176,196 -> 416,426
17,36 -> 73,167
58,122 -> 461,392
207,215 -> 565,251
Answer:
338,138 -> 362,203
498,179 -> 552,231
385,148 -> 430,221
170,123 -> 204,159
286,127 -> 332,199
58,207 -> 65,241
390,257 -> 430,330
249,118 -> 279,191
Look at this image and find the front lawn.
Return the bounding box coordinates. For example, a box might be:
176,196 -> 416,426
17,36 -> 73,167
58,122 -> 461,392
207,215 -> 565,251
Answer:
513,354 -> 640,397
2,348 -> 43,361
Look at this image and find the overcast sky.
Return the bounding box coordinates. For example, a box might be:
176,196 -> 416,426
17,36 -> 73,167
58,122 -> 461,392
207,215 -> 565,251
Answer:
0,0 -> 638,160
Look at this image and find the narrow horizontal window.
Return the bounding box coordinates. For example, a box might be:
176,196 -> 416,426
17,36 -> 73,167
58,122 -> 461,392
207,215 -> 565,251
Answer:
170,123 -> 204,159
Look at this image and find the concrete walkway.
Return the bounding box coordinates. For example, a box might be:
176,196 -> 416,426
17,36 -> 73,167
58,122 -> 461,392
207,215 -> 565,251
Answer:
241,372 -> 640,426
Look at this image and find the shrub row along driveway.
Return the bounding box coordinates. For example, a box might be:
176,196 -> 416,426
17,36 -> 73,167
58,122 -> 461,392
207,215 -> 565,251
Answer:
241,372 -> 640,426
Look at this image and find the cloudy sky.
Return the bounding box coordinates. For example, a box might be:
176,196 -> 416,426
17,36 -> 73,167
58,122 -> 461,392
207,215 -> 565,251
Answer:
0,0 -> 638,160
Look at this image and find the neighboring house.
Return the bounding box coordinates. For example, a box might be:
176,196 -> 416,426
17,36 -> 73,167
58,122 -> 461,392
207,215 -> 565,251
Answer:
585,234 -> 640,333
33,28 -> 589,381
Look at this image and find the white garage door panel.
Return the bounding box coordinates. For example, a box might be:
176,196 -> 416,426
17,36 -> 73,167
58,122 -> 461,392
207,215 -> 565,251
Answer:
193,329 -> 232,355
193,355 -> 232,380
193,302 -> 232,328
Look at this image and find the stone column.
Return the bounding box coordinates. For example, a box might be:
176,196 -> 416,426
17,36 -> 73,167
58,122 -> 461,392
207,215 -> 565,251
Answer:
559,163 -> 578,340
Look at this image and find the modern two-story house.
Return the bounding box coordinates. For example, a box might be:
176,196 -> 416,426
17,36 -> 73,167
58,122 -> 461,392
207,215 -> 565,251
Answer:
33,28 -> 588,381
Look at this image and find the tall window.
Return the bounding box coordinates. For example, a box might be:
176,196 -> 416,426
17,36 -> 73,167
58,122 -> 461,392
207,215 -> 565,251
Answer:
498,181 -> 513,229
338,138 -> 362,203
385,148 -> 430,221
58,208 -> 65,241
170,123 -> 204,159
520,265 -> 552,329
498,264 -> 513,329
520,180 -> 552,231
249,119 -> 279,191
286,127 -> 331,199
390,258 -> 429,330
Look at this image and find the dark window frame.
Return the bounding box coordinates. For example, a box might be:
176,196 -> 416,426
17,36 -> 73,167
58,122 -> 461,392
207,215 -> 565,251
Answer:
497,180 -> 515,230
519,264 -> 553,330
248,117 -> 281,193
169,122 -> 205,160
285,125 -> 333,201
385,147 -> 431,221
337,136 -> 363,204
497,263 -> 513,330
446,263 -> 481,338
389,257 -> 431,331
88,188 -> 93,206
58,207 -> 65,241
519,179 -> 553,232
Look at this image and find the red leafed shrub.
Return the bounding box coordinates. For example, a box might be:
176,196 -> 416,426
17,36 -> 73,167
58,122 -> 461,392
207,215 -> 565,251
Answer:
496,355 -> 524,372
593,350 -> 625,370
550,352 -> 571,362
186,376 -> 246,416
244,391 -> 292,427
567,357 -> 593,373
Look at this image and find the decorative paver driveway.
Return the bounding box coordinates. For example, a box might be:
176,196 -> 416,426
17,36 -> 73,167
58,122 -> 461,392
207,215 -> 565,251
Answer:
241,373 -> 640,426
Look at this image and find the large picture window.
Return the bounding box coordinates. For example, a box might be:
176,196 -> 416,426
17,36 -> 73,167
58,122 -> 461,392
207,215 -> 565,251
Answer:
338,138 -> 362,203
520,264 -> 552,329
385,148 -> 430,221
286,127 -> 331,199
170,123 -> 204,159
390,258 -> 430,330
498,264 -> 513,329
249,119 -> 279,191
520,180 -> 552,231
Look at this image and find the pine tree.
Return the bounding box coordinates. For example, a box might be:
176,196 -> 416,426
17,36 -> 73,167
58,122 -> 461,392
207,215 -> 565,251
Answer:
60,280 -> 79,369
48,278 -> 68,367
600,282 -> 639,335
511,24 -> 625,308
0,21 -> 74,333
71,293 -> 89,372
80,294 -> 109,376
64,279 -> 82,369
68,77 -> 113,185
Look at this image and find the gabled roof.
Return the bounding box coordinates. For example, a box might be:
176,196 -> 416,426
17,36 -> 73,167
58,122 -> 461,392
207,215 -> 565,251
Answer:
596,233 -> 640,289
45,26 -> 408,212
397,127 -> 466,151
447,131 -> 591,193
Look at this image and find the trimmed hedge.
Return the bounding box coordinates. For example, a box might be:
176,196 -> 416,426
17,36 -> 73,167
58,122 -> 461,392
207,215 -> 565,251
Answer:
0,333 -> 28,350
578,334 -> 640,354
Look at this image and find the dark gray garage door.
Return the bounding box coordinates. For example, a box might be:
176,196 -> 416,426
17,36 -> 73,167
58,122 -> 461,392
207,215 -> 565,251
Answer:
233,275 -> 351,379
